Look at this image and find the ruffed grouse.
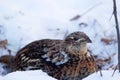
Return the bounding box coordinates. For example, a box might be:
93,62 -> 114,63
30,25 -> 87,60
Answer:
0,31 -> 97,80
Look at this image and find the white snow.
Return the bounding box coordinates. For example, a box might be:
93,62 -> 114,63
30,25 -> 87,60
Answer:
0,70 -> 119,80
2,70 -> 56,80
0,0 -> 120,80
83,70 -> 120,80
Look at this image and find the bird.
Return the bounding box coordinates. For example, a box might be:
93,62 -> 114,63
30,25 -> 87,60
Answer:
0,31 -> 97,80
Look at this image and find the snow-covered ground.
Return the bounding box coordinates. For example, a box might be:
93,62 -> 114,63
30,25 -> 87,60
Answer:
1,70 -> 57,80
0,70 -> 119,80
0,0 -> 120,80
84,70 -> 120,80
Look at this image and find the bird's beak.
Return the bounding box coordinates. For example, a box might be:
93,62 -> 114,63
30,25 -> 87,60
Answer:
86,37 -> 92,43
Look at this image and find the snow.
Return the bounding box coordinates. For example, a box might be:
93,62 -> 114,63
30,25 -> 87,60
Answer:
0,70 -> 119,80
2,70 -> 56,80
83,70 -> 120,80
0,0 -> 120,80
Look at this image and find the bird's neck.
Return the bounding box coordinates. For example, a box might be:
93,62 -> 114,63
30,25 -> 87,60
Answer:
78,43 -> 87,55
66,43 -> 88,56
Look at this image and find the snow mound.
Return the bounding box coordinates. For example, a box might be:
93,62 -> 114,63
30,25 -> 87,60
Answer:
1,70 -> 57,80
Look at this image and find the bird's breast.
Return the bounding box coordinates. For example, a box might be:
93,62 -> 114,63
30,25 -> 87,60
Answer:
57,54 -> 97,79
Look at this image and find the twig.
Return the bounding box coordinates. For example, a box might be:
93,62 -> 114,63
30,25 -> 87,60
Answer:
99,68 -> 103,77
112,65 -> 118,76
112,0 -> 120,72
98,65 -> 103,77
109,12 -> 114,21
70,2 -> 102,21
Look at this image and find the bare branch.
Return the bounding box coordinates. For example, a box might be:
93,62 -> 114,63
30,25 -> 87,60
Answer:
113,0 -> 120,72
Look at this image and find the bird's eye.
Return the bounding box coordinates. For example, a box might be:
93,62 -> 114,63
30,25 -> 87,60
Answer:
73,38 -> 78,40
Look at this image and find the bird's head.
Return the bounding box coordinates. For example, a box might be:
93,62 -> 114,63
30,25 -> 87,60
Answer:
65,31 -> 92,55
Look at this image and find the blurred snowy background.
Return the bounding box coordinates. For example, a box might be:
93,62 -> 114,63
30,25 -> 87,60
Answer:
0,0 -> 120,80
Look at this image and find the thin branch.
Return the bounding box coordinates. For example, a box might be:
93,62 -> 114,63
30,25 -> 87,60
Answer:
98,65 -> 103,77
113,0 -> 120,72
112,65 -> 118,76
70,2 -> 102,21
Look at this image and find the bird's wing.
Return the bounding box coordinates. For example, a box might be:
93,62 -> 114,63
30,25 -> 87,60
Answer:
14,39 -> 69,70
41,47 -> 70,66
